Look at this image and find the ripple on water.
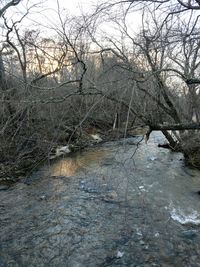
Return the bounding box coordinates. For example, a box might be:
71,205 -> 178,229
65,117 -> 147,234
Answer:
1,132 -> 200,266
170,206 -> 200,225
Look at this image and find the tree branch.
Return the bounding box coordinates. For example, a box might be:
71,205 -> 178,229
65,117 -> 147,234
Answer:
151,122 -> 200,131
0,0 -> 21,17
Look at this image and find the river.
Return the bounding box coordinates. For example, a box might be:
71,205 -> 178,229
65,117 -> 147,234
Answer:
1,133 -> 200,266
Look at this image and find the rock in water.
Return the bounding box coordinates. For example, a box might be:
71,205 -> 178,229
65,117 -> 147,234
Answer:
50,145 -> 71,159
90,134 -> 102,143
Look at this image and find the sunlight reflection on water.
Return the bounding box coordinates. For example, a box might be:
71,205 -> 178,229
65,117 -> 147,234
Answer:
51,148 -> 109,177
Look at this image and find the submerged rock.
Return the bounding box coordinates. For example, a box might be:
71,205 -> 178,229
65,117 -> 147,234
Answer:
49,145 -> 71,159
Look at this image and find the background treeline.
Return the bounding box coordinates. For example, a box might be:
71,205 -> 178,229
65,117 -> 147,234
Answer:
0,0 -> 200,180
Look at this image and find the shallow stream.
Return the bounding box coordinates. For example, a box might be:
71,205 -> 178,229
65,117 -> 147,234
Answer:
1,133 -> 200,266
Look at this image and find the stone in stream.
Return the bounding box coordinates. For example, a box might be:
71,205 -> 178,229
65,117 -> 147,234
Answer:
116,251 -> 124,258
39,195 -> 47,200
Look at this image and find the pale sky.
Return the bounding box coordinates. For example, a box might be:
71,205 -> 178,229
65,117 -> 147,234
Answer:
47,0 -> 96,14
3,0 -> 97,26
1,0 -> 142,44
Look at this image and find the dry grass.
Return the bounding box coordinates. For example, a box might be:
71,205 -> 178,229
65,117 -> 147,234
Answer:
181,131 -> 200,168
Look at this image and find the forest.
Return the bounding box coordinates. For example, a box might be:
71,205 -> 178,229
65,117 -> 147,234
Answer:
0,0 -> 200,183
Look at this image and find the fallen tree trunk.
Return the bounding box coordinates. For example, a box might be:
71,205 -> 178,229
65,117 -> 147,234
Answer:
148,123 -> 200,168
128,123 -> 200,152
160,130 -> 178,150
150,123 -> 200,131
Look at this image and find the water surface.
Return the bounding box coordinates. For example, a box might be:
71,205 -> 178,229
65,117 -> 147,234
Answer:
1,133 -> 200,266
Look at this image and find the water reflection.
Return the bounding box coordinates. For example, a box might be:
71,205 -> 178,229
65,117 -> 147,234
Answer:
2,134 -> 200,266
51,148 -> 109,177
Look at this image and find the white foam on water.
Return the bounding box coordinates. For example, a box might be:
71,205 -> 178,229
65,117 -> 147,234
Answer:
170,207 -> 200,225
138,185 -> 147,192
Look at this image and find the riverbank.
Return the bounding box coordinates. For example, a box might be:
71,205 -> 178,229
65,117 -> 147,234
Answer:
1,127 -> 200,185
0,126 -> 119,184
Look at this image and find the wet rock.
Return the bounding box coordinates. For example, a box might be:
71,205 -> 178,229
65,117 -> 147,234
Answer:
138,185 -> 146,192
148,156 -> 157,161
154,232 -> 160,238
80,180 -> 86,189
39,195 -> 47,200
116,250 -> 124,258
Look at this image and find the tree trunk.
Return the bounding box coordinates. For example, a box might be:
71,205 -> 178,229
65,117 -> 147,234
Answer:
161,130 -> 179,150
150,122 -> 200,131
0,52 -> 6,89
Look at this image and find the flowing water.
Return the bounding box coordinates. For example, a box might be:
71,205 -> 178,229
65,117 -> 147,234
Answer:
1,133 -> 200,266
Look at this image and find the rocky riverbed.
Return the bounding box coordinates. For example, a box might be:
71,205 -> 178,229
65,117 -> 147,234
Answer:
1,133 -> 200,266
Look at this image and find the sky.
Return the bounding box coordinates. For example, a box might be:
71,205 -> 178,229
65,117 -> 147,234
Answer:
2,0 -> 96,26
14,0 -> 103,34
46,0 -> 96,14
1,0 -> 142,45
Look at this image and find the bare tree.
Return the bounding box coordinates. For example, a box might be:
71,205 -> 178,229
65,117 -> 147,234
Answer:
0,0 -> 22,116
88,0 -> 200,147
0,0 -> 21,17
